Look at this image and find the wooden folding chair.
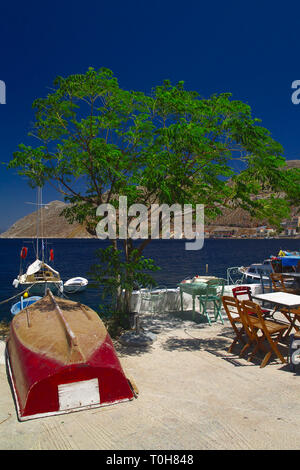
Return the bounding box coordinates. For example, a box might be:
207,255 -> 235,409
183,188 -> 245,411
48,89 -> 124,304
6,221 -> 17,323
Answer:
270,273 -> 300,295
232,285 -> 253,300
232,285 -> 272,317
241,300 -> 289,368
271,259 -> 282,273
222,296 -> 245,353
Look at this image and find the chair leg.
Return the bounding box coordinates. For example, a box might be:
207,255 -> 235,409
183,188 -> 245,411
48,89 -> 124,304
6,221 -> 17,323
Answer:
192,295 -> 196,320
228,325 -> 245,353
260,351 -> 273,368
202,300 -> 212,325
214,301 -> 224,324
239,341 -> 252,357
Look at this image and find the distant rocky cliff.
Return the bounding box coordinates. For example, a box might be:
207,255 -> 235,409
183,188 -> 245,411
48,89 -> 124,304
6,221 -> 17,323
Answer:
1,160 -> 299,238
0,201 -> 94,238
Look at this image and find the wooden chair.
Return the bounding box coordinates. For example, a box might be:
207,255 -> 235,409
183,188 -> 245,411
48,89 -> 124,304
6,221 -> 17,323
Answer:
270,273 -> 300,295
232,285 -> 271,317
232,285 -> 253,301
241,300 -> 288,368
222,296 -> 245,353
271,259 -> 282,273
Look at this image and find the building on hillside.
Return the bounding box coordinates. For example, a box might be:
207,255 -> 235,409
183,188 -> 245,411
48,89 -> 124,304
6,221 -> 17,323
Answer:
280,216 -> 300,236
256,226 -> 276,237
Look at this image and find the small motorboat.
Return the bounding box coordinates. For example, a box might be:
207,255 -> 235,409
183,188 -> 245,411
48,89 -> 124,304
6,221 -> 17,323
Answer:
238,259 -> 273,282
10,296 -> 42,316
63,277 -> 88,294
6,289 -> 137,421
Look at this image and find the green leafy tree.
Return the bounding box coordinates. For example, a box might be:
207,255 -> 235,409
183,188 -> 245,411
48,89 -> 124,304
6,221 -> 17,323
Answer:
8,67 -> 300,326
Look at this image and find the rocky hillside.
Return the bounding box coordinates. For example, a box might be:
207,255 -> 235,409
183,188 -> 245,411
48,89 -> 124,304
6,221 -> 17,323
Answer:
0,201 -> 94,238
1,160 -> 299,238
207,159 -> 300,229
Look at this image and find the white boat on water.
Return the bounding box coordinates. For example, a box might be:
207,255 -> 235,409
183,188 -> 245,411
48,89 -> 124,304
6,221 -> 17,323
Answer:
12,187 -> 63,296
13,259 -> 63,295
237,250 -> 300,282
238,259 -> 273,282
63,277 -> 88,294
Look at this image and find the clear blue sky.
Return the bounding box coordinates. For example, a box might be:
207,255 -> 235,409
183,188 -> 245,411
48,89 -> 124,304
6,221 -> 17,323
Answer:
0,0 -> 300,231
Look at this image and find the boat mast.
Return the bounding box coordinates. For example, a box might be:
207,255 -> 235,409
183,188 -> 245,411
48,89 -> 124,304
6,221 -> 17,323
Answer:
36,187 -> 40,260
36,186 -> 45,262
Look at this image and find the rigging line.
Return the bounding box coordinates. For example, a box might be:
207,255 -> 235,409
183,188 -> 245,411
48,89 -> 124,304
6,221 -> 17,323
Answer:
0,283 -> 40,305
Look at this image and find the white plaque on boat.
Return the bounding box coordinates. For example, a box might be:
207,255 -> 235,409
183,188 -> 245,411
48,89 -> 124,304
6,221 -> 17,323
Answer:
58,378 -> 100,410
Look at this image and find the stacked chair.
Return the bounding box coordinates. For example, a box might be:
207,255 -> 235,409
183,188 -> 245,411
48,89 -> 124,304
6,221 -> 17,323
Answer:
222,294 -> 289,368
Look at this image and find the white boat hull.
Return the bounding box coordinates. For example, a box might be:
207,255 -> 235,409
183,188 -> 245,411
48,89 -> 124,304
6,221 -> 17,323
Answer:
63,277 -> 88,294
63,285 -> 87,294
19,281 -> 63,296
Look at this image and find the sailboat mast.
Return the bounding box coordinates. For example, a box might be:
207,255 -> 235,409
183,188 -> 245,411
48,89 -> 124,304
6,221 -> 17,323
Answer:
36,187 -> 40,259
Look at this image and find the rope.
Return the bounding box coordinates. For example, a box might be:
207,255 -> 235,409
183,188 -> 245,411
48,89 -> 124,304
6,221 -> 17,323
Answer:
0,278 -> 86,307
0,283 -> 40,305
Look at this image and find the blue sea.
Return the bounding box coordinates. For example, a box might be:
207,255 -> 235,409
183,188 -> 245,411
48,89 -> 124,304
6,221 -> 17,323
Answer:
0,238 -> 299,321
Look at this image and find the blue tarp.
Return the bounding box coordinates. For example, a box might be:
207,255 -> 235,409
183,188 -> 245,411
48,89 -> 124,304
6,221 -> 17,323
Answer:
280,256 -> 300,267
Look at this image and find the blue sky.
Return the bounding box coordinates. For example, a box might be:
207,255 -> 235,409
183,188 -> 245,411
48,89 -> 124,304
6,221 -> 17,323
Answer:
0,0 -> 300,231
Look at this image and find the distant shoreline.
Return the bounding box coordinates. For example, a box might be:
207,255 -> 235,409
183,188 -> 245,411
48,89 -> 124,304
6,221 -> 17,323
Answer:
0,236 -> 300,241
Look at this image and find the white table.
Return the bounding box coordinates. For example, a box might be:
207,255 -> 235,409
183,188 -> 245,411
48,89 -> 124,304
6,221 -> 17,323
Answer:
252,292 -> 300,308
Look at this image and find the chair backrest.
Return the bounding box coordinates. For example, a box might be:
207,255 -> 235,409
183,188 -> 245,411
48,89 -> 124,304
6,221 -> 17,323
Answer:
226,267 -> 246,285
139,287 -> 151,300
271,259 -> 282,273
222,295 -> 241,325
242,299 -> 264,321
241,298 -> 282,348
259,272 -> 273,293
150,285 -> 168,296
232,285 -> 252,301
239,299 -> 262,341
205,278 -> 225,297
270,273 -> 286,292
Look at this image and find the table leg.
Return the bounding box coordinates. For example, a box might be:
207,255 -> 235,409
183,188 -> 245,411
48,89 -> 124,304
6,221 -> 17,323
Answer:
192,295 -> 195,320
281,309 -> 300,338
180,288 -> 183,313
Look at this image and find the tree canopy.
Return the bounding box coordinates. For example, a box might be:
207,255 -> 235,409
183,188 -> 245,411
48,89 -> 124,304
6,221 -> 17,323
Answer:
7,67 -> 300,323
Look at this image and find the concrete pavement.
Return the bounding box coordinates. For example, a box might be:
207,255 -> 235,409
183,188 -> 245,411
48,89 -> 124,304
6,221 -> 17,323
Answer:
0,310 -> 299,450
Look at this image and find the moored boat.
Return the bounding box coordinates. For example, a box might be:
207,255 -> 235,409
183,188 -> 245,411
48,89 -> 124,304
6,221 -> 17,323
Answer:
10,295 -> 42,316
12,187 -> 63,296
13,259 -> 63,295
238,259 -> 273,281
237,249 -> 300,282
6,290 -> 137,421
63,277 -> 88,294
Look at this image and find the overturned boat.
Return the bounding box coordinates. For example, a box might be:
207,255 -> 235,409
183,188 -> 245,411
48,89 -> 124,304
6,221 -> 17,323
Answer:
6,290 -> 137,421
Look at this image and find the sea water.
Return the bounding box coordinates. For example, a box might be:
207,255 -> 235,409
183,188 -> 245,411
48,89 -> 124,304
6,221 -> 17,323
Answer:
0,238 -> 299,321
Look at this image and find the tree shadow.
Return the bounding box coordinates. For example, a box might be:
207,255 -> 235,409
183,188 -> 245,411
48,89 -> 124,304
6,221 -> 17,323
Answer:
114,340 -> 153,357
161,334 -> 230,353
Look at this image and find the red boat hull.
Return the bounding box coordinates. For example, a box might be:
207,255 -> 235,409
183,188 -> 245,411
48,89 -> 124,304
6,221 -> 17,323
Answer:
6,294 -> 136,420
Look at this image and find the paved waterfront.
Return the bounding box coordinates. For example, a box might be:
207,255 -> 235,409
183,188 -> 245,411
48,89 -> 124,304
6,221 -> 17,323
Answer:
0,311 -> 299,450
